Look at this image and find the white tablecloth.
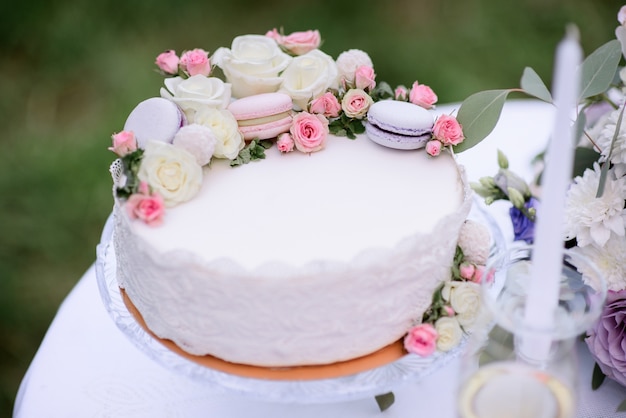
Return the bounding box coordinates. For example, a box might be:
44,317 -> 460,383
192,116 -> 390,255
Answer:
14,100 -> 626,417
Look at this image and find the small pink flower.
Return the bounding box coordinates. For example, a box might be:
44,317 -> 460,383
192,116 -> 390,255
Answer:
395,85 -> 408,101
459,262 -> 476,280
155,50 -> 179,75
619,6 -> 626,25
404,323 -> 438,357
444,306 -> 456,317
290,112 -> 329,153
179,49 -> 211,77
354,65 -> 376,91
472,265 -> 485,283
309,92 -> 341,118
425,139 -> 442,157
433,114 -> 464,146
109,130 -> 137,157
126,182 -> 165,226
276,133 -> 295,153
280,30 -> 321,55
265,28 -> 283,42
341,88 -> 373,119
409,81 -> 438,109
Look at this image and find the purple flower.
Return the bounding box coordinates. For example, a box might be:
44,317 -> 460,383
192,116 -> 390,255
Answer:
509,197 -> 539,243
585,289 -> 626,387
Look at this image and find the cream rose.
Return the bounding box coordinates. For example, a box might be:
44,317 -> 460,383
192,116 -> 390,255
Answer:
434,317 -> 463,352
212,35 -> 292,98
279,49 -> 338,110
138,141 -> 203,207
442,281 -> 482,328
341,88 -> 373,119
193,107 -> 244,160
160,75 -> 231,122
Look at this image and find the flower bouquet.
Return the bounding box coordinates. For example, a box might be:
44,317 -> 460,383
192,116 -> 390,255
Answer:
470,5 -> 626,412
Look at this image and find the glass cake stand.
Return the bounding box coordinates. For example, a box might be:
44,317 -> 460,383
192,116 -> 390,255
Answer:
95,196 -> 506,404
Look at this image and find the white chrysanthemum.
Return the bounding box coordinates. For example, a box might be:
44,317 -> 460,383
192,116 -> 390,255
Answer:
335,49 -> 373,84
564,163 -> 626,247
596,107 -> 626,166
572,238 -> 626,292
172,124 -> 217,166
457,219 -> 491,265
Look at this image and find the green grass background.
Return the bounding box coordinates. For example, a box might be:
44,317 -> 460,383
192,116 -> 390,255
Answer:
1,0 -> 620,415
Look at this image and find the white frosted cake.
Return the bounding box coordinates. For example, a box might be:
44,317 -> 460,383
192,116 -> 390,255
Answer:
108,29 -> 485,369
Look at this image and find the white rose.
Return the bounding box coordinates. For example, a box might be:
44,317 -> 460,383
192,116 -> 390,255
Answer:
193,107 -> 244,160
212,35 -> 292,98
434,317 -> 463,352
336,49 -> 373,85
279,49 -> 339,110
138,141 -> 203,207
160,75 -> 232,122
442,281 -> 482,328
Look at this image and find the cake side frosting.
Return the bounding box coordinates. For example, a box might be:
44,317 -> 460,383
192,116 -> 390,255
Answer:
113,141 -> 471,366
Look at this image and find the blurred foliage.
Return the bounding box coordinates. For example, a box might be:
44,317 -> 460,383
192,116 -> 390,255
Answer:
0,0 -> 621,415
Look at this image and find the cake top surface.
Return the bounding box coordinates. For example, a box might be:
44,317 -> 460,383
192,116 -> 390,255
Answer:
126,132 -> 466,270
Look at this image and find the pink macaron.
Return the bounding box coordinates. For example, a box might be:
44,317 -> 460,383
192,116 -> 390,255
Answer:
227,92 -> 293,141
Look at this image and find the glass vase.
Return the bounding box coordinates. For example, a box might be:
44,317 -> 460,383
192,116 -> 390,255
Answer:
456,243 -> 607,418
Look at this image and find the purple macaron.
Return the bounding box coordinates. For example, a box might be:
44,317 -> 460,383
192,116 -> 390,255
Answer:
365,100 -> 434,150
124,97 -> 186,148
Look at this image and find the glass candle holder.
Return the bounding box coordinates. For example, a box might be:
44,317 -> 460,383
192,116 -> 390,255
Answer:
457,243 -> 607,418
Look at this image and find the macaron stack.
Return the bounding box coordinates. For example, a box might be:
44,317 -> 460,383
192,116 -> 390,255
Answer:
227,92 -> 294,141
364,100 -> 434,150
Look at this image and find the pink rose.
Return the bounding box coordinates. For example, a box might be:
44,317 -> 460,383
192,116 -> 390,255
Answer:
309,92 -> 341,118
341,88 -> 374,119
409,81 -> 438,109
425,139 -> 442,157
179,49 -> 211,77
444,306 -> 456,317
280,30 -> 321,55
265,28 -> 283,42
395,85 -> 408,101
459,262 -> 476,280
404,323 -> 438,357
472,265 -> 485,283
619,6 -> 626,25
109,130 -> 137,156
354,65 -> 376,91
155,50 -> 179,75
276,133 -> 295,153
290,112 -> 329,153
125,182 -> 165,226
433,115 -> 464,146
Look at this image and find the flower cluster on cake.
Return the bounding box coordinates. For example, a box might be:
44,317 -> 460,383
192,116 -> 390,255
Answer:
108,29 -> 467,225
107,28 -> 499,369
471,5 -> 626,410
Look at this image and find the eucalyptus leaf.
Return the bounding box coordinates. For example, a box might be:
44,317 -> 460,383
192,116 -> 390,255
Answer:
617,399 -> 626,412
580,39 -> 622,100
374,392 -> 395,412
520,67 -> 552,103
597,104 -> 625,197
573,147 -> 600,178
454,89 -> 512,153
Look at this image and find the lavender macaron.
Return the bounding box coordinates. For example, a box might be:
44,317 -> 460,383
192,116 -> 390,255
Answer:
365,100 -> 434,150
124,97 -> 186,148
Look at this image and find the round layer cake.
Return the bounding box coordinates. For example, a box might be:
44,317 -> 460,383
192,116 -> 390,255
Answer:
113,132 -> 471,367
